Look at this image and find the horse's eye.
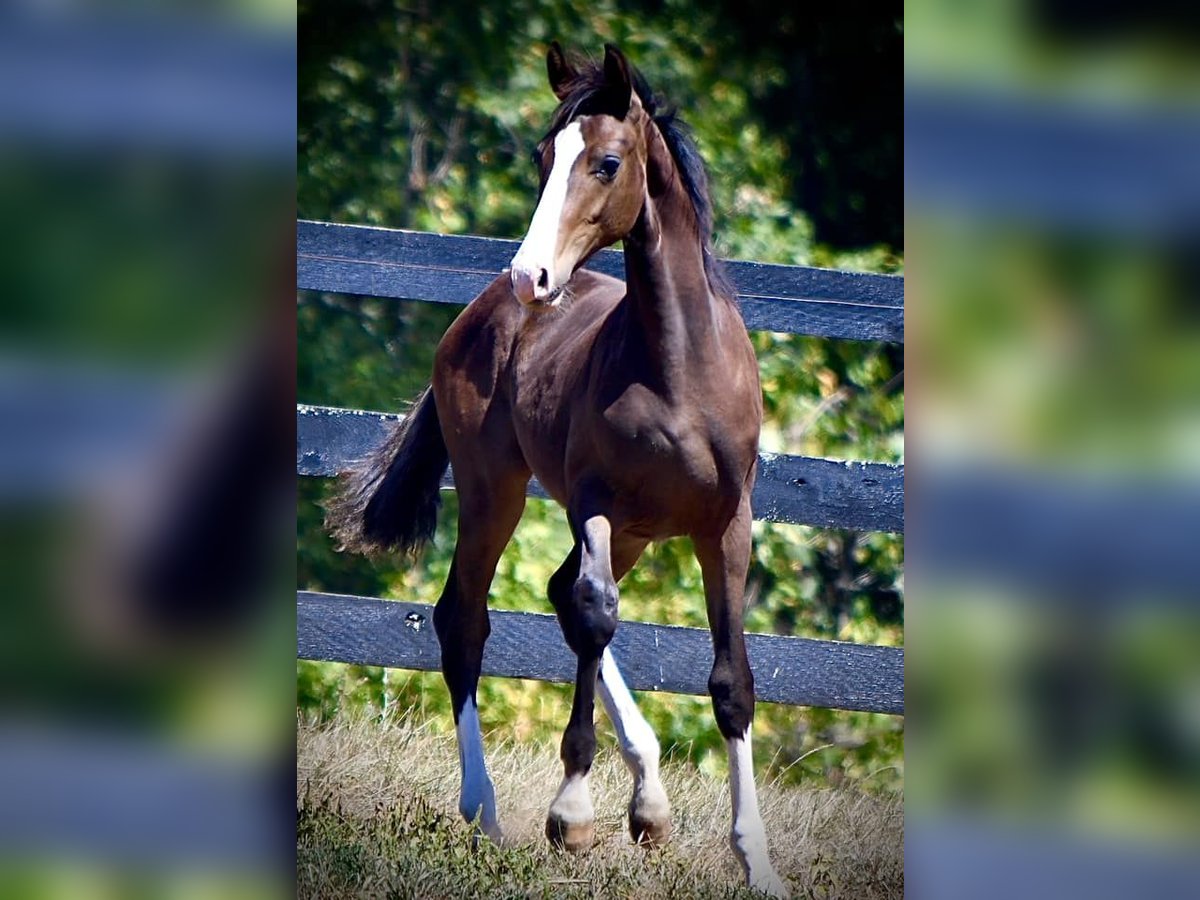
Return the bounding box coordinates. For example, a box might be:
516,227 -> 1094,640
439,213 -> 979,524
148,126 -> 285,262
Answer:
596,155 -> 621,181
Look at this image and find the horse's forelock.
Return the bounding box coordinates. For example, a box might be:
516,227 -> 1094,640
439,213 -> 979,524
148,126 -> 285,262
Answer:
545,57 -> 701,227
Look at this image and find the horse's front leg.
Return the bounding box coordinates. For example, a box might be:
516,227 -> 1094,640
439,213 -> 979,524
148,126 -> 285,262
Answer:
695,497 -> 788,897
588,527 -> 671,847
545,501 -> 620,852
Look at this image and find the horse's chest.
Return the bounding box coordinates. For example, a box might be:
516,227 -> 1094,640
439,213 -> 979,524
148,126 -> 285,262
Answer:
599,400 -> 687,465
507,320 -> 759,524
588,388 -> 747,505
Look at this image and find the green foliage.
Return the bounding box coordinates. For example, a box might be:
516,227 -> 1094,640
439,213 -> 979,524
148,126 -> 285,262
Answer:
298,0 -> 903,795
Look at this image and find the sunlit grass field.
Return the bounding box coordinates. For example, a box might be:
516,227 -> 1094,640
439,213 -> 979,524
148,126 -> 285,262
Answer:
298,711 -> 903,899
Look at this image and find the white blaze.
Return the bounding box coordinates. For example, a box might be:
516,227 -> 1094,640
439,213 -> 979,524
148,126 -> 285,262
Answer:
511,122 -> 585,282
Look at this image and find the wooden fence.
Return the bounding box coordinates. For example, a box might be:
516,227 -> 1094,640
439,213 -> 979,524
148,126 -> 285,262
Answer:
297,220 -> 905,716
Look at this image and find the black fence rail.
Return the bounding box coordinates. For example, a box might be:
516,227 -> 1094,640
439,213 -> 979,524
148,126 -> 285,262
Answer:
298,223 -> 905,715
297,405 -> 904,534
299,591 -> 904,715
298,220 -> 904,343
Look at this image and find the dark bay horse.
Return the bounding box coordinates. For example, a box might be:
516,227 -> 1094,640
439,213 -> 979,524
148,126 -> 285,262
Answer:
329,43 -> 785,895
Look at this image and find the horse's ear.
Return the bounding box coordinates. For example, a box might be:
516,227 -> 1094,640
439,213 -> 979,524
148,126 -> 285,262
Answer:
601,44 -> 633,117
547,41 -> 577,101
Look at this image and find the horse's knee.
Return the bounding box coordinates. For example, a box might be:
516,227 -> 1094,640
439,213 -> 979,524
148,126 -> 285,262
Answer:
709,657 -> 755,739
569,574 -> 619,654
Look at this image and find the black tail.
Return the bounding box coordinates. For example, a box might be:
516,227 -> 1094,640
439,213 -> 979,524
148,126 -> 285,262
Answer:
325,386 -> 449,557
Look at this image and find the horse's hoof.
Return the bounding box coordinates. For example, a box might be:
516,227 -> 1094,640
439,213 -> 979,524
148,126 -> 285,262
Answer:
629,812 -> 672,847
749,871 -> 790,898
470,822 -> 506,849
629,792 -> 672,847
545,814 -> 595,852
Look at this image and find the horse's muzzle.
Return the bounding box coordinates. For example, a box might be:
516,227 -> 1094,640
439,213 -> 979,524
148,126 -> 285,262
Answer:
510,263 -> 555,306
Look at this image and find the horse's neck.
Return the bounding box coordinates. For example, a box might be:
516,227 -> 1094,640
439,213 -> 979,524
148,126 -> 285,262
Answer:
622,149 -> 720,374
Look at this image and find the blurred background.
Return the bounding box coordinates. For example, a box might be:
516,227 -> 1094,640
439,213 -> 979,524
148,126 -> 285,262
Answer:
906,0 -> 1200,896
0,1 -> 294,898
297,0 -> 904,800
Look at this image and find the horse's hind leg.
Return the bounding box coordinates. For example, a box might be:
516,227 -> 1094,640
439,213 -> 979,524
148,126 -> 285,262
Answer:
594,538 -> 671,847
598,646 -> 672,846
432,473 -> 526,844
694,497 -> 787,897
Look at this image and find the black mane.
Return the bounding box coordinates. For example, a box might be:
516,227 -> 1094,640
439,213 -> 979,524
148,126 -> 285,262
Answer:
543,51 -> 734,299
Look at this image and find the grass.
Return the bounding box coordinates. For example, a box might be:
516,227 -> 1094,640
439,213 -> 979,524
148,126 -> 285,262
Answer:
297,710 -> 903,899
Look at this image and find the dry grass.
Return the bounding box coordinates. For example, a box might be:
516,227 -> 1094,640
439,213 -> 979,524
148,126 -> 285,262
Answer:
297,711 -> 902,899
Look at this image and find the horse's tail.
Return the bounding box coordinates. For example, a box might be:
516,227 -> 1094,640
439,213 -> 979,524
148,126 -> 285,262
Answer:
326,386 -> 448,557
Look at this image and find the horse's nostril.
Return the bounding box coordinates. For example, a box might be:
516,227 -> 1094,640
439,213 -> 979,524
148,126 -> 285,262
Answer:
537,269 -> 549,290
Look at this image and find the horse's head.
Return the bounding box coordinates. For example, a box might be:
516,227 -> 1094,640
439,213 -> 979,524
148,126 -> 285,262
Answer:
510,43 -> 648,308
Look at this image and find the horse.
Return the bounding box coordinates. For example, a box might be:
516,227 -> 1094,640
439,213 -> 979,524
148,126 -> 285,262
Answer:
328,42 -> 786,895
